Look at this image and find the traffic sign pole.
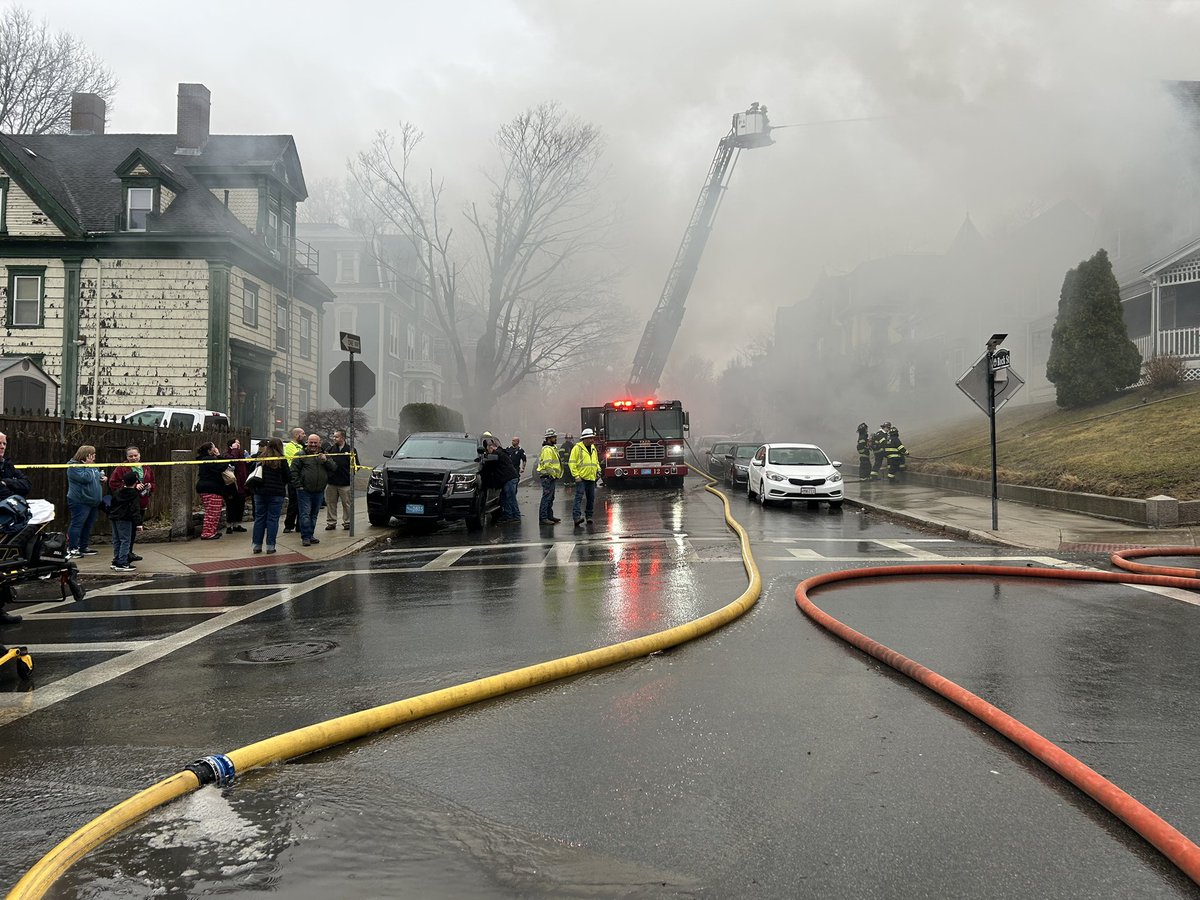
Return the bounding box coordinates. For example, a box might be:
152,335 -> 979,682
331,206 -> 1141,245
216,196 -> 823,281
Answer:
348,348 -> 356,538
339,331 -> 362,538
988,358 -> 998,531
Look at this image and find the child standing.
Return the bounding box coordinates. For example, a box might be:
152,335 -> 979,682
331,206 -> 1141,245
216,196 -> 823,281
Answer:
109,470 -> 144,572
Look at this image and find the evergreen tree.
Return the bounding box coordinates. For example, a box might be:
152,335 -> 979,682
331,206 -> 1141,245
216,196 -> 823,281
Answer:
1046,249 -> 1142,407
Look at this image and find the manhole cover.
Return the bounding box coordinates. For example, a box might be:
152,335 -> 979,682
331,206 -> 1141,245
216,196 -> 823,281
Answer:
238,640 -> 339,663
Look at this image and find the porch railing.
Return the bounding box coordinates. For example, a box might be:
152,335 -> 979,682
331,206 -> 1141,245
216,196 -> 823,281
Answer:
1133,334 -> 1153,361
1157,327 -> 1200,358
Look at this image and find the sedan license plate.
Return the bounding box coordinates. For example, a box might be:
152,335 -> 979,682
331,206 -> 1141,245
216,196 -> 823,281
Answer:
405,503 -> 425,515
641,468 -> 652,475
799,486 -> 816,495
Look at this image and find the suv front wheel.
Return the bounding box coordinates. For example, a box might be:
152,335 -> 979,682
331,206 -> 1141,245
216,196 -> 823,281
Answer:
465,496 -> 485,531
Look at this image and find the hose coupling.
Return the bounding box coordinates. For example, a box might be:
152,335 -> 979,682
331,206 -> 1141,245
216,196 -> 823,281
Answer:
185,754 -> 236,787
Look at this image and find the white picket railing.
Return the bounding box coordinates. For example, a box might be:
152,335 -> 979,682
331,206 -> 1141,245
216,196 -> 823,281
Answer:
1133,335 -> 1153,360
1157,327 -> 1200,358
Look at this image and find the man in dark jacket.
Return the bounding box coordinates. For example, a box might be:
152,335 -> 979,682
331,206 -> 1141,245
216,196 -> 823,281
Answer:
481,436 -> 520,524
504,436 -> 527,482
324,429 -> 356,531
0,432 -> 32,625
0,432 -> 31,503
290,433 -> 335,547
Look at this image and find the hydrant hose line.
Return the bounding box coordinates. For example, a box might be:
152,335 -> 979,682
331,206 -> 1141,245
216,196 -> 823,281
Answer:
796,562 -> 1200,887
10,474 -> 759,898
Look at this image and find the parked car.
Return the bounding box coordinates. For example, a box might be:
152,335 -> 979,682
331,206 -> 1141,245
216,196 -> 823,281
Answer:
122,407 -> 230,431
705,441 -> 736,475
366,432 -> 500,530
723,443 -> 760,486
746,442 -> 843,509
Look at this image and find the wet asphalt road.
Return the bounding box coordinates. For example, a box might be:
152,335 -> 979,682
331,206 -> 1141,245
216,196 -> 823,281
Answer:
1,476 -> 1199,898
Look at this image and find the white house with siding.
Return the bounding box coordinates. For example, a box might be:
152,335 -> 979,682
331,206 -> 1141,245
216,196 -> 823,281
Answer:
0,84 -> 334,435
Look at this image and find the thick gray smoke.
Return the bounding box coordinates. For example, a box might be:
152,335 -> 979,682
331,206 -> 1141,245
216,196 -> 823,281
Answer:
28,0 -> 1200,441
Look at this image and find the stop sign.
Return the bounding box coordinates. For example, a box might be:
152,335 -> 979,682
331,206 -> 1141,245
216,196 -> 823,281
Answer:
329,359 -> 376,407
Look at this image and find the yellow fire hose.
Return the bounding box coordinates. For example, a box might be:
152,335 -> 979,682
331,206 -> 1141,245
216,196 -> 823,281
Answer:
9,472 -> 759,898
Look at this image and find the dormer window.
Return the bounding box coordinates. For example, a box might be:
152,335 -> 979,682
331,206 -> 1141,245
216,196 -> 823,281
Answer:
126,187 -> 154,231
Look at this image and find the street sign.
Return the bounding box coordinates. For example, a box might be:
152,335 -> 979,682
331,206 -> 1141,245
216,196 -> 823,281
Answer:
956,352 -> 1024,415
329,359 -> 375,407
339,331 -> 362,354
990,348 -> 1011,371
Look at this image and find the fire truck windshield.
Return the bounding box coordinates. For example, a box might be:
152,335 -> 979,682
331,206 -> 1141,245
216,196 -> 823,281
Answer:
605,408 -> 684,441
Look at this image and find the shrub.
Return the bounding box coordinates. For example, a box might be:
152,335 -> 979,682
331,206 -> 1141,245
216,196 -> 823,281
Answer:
1046,249 -> 1143,407
1144,354 -> 1185,391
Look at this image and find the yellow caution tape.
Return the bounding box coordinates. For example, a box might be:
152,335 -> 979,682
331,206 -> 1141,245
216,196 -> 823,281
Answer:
15,452 -> 358,471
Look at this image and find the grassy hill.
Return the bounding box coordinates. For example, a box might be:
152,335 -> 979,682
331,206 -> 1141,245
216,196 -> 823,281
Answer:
908,385 -> 1200,501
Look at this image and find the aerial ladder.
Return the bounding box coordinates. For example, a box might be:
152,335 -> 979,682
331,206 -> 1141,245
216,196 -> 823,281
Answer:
626,102 -> 774,395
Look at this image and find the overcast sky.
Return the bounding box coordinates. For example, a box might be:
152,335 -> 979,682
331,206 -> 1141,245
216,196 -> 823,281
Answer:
18,0 -> 1200,370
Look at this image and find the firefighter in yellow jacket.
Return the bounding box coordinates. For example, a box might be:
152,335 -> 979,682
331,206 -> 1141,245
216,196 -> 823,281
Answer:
537,429 -> 563,525
569,428 -> 601,527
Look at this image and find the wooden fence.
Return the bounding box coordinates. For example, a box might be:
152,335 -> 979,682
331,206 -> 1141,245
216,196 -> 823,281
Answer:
0,412 -> 251,531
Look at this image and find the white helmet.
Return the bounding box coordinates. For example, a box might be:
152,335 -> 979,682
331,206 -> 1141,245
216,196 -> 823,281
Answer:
580,428 -> 595,438
544,428 -> 557,437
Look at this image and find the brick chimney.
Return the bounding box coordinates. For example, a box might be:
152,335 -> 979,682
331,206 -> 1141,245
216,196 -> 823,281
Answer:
69,93 -> 105,135
175,83 -> 210,155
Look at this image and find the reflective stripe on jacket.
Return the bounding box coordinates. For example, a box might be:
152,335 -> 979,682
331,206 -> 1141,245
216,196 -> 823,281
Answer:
537,444 -> 563,478
569,442 -> 600,481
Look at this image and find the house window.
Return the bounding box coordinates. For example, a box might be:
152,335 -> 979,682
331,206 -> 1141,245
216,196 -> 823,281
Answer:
422,334 -> 432,361
388,376 -> 401,419
242,281 -> 259,327
282,220 -> 292,254
266,200 -> 279,250
389,315 -> 401,357
126,187 -> 153,231
299,311 -> 312,359
273,373 -> 288,430
337,251 -> 359,284
335,304 -> 356,336
299,381 -> 312,418
0,177 -> 8,233
6,267 -> 45,327
407,325 -> 416,361
276,297 -> 289,351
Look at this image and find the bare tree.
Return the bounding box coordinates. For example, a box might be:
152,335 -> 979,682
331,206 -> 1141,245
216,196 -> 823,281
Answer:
350,103 -> 625,427
0,5 -> 117,134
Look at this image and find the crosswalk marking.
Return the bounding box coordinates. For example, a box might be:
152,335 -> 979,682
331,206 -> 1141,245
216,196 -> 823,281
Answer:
872,540 -> 948,559
421,548 -> 471,570
787,549 -> 825,560
551,542 -> 576,566
30,607 -> 237,619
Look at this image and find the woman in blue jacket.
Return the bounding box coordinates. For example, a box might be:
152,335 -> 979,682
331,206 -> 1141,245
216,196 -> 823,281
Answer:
66,444 -> 104,557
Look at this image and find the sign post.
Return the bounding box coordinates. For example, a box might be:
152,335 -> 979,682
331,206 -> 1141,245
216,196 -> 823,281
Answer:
339,331 -> 361,537
956,334 -> 1023,532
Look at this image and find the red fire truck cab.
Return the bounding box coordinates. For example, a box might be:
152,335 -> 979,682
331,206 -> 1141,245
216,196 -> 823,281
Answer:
580,398 -> 690,486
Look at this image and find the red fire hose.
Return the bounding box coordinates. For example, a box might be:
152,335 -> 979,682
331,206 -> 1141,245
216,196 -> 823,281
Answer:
795,561 -> 1200,887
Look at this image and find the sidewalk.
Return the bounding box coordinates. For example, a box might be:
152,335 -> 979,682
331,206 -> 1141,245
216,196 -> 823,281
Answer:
848,478 -> 1200,552
69,505 -> 382,577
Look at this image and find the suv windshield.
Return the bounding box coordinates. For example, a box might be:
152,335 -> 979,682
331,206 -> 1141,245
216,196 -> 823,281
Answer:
394,437 -> 479,461
769,447 -> 829,466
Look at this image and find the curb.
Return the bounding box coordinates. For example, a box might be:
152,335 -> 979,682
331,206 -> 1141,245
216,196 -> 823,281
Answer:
846,497 -> 1037,551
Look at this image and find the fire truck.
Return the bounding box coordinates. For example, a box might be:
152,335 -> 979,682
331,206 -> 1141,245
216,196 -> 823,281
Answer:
580,398 -> 690,486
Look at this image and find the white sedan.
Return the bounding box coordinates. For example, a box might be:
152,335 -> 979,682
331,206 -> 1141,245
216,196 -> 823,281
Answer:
746,442 -> 844,509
